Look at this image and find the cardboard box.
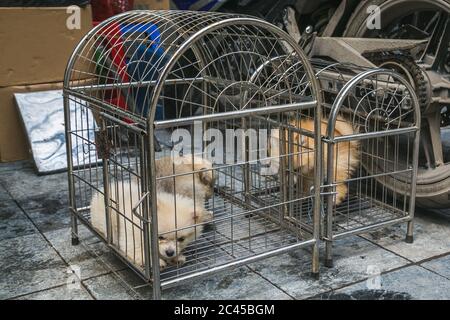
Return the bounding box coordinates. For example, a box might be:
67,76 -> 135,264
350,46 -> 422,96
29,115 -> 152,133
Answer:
0,6 -> 93,88
134,0 -> 170,10
0,82 -> 65,162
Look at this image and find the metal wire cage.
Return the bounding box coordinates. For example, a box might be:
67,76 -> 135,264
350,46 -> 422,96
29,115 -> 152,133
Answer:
311,61 -> 421,267
63,10 -> 322,298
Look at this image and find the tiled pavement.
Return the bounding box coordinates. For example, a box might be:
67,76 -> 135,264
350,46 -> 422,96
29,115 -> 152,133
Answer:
1,160 -> 450,300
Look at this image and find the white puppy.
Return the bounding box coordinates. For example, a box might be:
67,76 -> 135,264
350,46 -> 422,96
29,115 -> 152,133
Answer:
90,178 -> 212,269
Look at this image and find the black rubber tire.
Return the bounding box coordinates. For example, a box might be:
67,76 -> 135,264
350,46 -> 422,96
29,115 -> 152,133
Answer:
415,193 -> 450,208
415,174 -> 450,209
343,0 -> 450,209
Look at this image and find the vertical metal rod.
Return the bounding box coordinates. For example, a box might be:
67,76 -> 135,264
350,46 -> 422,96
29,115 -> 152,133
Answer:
64,94 -> 79,245
147,129 -> 162,300
287,126 -> 294,218
312,92 -> 323,278
279,126 -> 288,217
324,141 -> 335,268
243,118 -> 251,206
139,134 -> 150,272
406,129 -> 421,243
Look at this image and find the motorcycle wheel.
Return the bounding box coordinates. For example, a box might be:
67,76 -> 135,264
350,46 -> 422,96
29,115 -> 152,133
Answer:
344,0 -> 450,208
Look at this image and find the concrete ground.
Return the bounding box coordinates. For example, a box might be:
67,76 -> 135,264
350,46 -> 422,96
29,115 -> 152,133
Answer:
1,160 -> 450,300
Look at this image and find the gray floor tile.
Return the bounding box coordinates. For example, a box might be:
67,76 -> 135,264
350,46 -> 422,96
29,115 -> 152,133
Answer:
44,226 -> 126,280
361,211 -> 450,262
92,266 -> 293,300
0,199 -> 15,211
322,235 -> 410,285
333,266 -> 450,300
163,267 -> 292,300
248,248 -> 332,300
83,266 -> 293,300
0,203 -> 37,241
314,289 -> 413,300
27,206 -> 71,233
421,254 -> 450,280
0,233 -> 70,299
249,235 -> 409,299
0,183 -> 11,201
82,273 -> 138,300
0,160 -> 33,174
15,191 -> 69,213
0,168 -> 68,200
0,168 -> 69,210
14,285 -> 93,300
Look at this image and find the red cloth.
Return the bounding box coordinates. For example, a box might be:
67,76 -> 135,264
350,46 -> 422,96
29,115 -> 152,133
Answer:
91,0 -> 134,22
91,1 -> 135,122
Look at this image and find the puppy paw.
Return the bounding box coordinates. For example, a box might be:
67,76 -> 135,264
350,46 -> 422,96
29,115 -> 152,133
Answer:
175,255 -> 186,266
195,210 -> 213,223
159,258 -> 167,270
203,210 -> 214,222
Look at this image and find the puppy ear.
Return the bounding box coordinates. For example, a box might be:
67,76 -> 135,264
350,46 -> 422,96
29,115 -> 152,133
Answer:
199,168 -> 215,187
192,210 -> 213,224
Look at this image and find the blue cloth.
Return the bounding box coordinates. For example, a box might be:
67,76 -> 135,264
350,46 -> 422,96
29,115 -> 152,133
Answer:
121,22 -> 167,120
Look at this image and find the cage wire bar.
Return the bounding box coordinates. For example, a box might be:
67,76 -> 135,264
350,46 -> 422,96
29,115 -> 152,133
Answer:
63,10 -> 323,299
311,61 -> 420,267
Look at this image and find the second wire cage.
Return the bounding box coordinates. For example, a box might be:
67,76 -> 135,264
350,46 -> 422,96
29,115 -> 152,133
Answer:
314,63 -> 420,267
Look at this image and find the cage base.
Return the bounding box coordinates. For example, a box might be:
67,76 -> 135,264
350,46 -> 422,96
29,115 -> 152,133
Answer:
332,195 -> 408,236
158,191 -> 314,284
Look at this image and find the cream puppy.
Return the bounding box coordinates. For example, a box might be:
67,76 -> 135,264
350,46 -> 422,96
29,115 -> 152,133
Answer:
90,178 -> 212,269
268,116 -> 360,205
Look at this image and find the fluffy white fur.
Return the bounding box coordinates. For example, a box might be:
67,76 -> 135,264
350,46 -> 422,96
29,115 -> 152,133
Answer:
90,178 -> 212,270
155,155 -> 215,206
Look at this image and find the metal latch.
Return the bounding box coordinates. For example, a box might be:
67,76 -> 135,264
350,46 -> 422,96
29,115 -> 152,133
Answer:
95,129 -> 112,159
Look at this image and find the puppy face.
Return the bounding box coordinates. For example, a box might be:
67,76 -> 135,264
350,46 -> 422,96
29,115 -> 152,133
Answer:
158,226 -> 197,260
156,192 -> 208,261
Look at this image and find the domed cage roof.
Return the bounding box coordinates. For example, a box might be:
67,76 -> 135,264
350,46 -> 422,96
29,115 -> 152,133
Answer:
63,10 -> 320,128
327,68 -> 421,139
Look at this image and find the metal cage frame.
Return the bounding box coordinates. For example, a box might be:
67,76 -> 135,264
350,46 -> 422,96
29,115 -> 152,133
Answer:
317,66 -> 421,267
63,10 -> 323,299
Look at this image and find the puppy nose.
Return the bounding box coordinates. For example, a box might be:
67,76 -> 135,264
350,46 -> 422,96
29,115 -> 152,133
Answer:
165,249 -> 175,257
